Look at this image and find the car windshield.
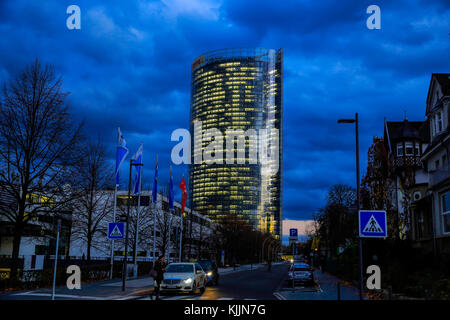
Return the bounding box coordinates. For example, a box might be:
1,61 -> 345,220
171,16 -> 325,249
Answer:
166,264 -> 194,273
198,261 -> 212,270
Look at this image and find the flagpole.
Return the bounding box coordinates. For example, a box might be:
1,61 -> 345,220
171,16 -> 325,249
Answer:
110,184 -> 117,279
133,167 -> 142,267
152,155 -> 158,266
167,165 -> 173,262
179,212 -> 183,262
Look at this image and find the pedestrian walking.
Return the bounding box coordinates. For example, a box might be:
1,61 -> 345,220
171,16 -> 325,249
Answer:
150,255 -> 166,300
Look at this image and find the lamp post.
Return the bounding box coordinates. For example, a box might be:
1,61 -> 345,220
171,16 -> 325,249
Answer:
337,112 -> 363,300
122,159 -> 143,292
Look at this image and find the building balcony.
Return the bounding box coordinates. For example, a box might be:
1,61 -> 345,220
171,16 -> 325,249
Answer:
394,155 -> 422,168
429,165 -> 450,188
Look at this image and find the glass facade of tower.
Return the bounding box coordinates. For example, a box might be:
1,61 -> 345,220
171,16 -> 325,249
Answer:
189,48 -> 282,239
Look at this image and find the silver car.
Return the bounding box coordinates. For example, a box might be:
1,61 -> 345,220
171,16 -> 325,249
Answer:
158,262 -> 206,294
288,263 -> 314,286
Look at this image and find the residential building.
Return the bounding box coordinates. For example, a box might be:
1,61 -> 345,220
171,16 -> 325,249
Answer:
420,73 -> 450,255
384,118 -> 430,240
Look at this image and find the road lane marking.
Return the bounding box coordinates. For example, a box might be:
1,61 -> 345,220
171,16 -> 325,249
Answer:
114,296 -> 140,300
273,292 -> 286,300
12,292 -> 107,300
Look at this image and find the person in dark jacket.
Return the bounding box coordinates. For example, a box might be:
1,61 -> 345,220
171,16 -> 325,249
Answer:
151,255 -> 166,300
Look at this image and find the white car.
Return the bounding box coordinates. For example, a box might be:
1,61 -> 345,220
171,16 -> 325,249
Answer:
158,262 -> 207,294
288,263 -> 314,286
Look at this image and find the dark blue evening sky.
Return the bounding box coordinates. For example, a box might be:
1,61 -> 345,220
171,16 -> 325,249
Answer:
0,0 -> 449,225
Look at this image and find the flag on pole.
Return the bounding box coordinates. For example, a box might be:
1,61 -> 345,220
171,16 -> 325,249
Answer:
168,166 -> 174,210
152,155 -> 158,203
179,175 -> 187,215
132,143 -> 143,195
115,127 -> 129,186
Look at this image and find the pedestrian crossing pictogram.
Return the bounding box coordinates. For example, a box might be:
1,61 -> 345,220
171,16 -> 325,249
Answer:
109,225 -> 123,238
359,210 -> 387,238
108,222 -> 125,239
362,215 -> 383,233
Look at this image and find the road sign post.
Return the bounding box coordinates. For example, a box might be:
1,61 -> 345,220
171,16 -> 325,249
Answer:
358,210 -> 387,300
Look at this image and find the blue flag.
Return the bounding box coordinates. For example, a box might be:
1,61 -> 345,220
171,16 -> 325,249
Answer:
115,127 -> 129,186
168,166 -> 174,210
132,143 -> 143,195
152,156 -> 158,203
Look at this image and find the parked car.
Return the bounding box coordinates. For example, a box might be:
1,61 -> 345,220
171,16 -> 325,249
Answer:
198,259 -> 219,286
158,262 -> 206,294
288,263 -> 314,286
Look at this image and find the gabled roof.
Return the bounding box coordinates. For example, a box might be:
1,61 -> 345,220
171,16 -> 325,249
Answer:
384,120 -> 429,152
426,73 -> 450,114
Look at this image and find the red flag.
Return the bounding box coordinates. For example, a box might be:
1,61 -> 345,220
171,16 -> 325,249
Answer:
179,175 -> 187,215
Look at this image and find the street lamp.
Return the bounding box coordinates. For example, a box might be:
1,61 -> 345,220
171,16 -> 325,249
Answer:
122,159 -> 143,292
337,112 -> 363,300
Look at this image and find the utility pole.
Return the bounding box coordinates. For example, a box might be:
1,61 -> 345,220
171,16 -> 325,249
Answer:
51,218 -> 61,300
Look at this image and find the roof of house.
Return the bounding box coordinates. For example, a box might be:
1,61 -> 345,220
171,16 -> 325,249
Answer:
432,73 -> 450,95
385,120 -> 429,152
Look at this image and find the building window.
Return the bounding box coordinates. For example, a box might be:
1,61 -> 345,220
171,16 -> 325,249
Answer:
396,143 -> 403,156
441,192 -> 450,234
435,159 -> 440,170
415,142 -> 420,156
405,142 -> 414,156
436,112 -> 443,133
443,155 -> 447,167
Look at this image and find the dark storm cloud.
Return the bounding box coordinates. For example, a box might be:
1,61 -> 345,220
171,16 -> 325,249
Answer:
0,0 -> 449,222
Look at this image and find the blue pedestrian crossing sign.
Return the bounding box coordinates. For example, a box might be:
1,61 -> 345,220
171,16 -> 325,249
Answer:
108,222 -> 124,239
359,210 -> 387,238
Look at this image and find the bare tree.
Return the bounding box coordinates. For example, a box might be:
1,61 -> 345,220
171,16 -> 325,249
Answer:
0,59 -> 83,280
327,184 -> 356,207
70,138 -> 113,260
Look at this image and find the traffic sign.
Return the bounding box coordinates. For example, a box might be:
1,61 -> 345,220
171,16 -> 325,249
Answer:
108,222 -> 125,239
289,228 -> 298,239
359,210 -> 387,238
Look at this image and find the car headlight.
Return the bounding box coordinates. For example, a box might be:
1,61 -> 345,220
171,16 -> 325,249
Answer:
183,278 -> 193,284
207,272 -> 213,277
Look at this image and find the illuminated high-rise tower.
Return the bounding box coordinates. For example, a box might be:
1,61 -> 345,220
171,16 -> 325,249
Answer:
189,48 -> 283,239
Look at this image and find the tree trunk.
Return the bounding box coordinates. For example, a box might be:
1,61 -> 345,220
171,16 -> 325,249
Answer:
87,234 -> 92,261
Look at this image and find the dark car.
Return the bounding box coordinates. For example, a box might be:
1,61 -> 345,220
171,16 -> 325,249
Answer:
198,260 -> 219,286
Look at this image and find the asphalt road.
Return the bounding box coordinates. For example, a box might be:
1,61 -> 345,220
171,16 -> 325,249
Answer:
140,262 -> 290,300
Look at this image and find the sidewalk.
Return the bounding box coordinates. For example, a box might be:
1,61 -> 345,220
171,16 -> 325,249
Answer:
0,275 -> 155,300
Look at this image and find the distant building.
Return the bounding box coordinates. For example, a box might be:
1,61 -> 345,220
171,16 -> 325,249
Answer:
68,190 -> 216,262
0,190 -> 72,258
189,48 -> 283,239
